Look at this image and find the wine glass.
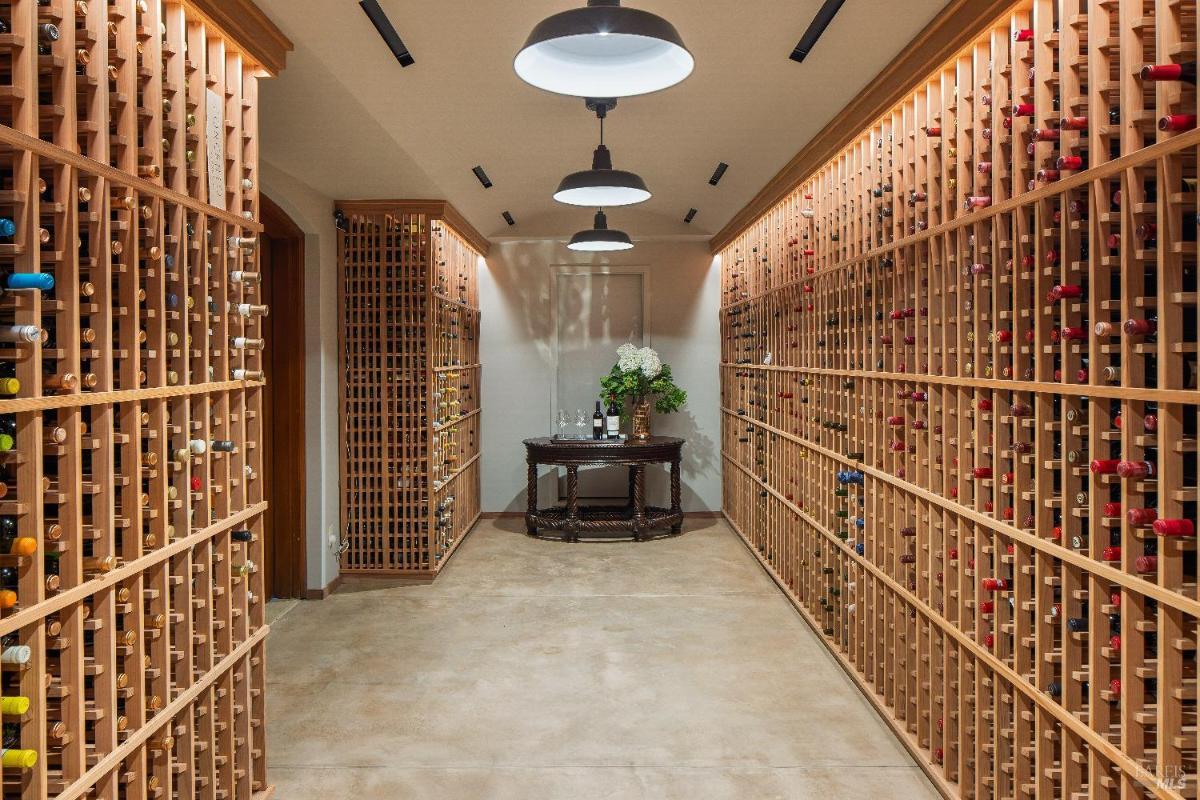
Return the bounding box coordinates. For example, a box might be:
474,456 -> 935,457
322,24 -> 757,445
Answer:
556,408 -> 568,436
575,409 -> 587,438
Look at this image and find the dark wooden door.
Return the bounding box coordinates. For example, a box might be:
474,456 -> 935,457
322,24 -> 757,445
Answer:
261,195 -> 306,599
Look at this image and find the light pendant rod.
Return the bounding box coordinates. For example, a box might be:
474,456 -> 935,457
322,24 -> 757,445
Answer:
553,98 -> 651,208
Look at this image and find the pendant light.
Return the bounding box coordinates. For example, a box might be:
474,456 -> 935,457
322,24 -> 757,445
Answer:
554,99 -> 650,207
568,210 -> 634,251
514,0 -> 694,98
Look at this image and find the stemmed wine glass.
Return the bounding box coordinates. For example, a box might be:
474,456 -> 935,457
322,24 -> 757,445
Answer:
575,409 -> 587,438
556,408 -> 568,437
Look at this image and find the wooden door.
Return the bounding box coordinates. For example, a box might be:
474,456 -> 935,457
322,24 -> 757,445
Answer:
261,195 -> 307,598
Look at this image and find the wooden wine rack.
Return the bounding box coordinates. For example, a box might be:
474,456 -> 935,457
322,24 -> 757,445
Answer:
336,200 -> 487,578
719,1 -> 1200,797
0,0 -> 285,798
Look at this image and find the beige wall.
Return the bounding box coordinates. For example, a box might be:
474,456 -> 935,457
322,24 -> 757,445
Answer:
255,173 -> 724,589
260,161 -> 341,593
481,238 -> 722,513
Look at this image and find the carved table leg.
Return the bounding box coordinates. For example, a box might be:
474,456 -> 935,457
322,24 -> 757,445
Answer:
632,465 -> 646,540
670,458 -> 683,534
626,466 -> 636,513
566,465 -> 580,541
525,461 -> 538,535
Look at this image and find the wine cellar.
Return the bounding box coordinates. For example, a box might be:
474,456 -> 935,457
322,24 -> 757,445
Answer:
0,0 -> 284,797
336,200 -> 486,577
718,0 -> 1200,796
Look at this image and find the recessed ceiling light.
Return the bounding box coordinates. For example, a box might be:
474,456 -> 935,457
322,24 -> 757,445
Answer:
502,211 -> 516,226
473,166 -> 493,189
709,162 -> 729,186
790,0 -> 847,63
684,208 -> 697,223
359,0 -> 415,67
568,210 -> 633,251
515,1 -> 694,98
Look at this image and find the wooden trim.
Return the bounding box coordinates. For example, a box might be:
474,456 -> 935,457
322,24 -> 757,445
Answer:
184,0 -> 293,75
262,192 -> 306,239
337,199 -> 492,256
709,0 -> 1013,253
303,574 -> 343,601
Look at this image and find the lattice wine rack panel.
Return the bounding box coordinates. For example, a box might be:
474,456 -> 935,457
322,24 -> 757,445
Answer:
337,201 -> 485,578
0,0 -> 277,798
720,1 -> 1200,797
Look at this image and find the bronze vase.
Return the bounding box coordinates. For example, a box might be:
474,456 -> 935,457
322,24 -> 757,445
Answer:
631,398 -> 651,440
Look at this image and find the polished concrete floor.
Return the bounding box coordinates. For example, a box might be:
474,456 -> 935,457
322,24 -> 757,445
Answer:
265,518 -> 940,799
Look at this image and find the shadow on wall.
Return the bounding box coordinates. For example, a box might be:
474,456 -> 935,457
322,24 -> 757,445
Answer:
648,407 -> 716,511
485,241 -> 557,363
484,239 -> 723,513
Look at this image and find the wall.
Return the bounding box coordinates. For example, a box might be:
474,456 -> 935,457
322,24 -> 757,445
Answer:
260,160 -> 341,594
481,238 -> 722,513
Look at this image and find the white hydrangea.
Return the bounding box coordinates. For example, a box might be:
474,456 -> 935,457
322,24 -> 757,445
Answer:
617,343 -> 640,373
638,347 -> 662,378
614,343 -> 662,378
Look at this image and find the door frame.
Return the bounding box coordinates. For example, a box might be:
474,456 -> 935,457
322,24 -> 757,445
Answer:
548,265 -> 650,501
548,264 -> 651,436
261,193 -> 307,599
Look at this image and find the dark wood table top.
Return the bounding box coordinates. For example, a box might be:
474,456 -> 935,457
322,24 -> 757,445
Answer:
523,436 -> 684,466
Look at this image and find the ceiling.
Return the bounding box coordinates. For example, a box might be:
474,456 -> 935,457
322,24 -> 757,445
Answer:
254,0 -> 948,242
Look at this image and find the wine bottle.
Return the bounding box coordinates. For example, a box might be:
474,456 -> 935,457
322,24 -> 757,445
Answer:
592,401 -> 603,440
605,396 -> 621,439
1141,61 -> 1196,84
1,273 -> 54,292
0,326 -> 43,344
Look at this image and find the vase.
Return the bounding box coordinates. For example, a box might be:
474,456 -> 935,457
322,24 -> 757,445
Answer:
631,399 -> 652,440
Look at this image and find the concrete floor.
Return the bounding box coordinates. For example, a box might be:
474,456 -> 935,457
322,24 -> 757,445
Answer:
265,517 -> 940,799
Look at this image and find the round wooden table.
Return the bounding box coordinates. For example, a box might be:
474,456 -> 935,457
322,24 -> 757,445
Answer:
523,436 -> 685,541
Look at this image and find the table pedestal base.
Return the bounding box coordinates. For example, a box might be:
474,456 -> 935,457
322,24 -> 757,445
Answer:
526,505 -> 684,542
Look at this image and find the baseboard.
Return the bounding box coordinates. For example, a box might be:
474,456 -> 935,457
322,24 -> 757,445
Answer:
303,573 -> 342,600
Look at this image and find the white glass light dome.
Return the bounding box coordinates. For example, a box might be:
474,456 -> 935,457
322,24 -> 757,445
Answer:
515,1 -> 694,98
553,145 -> 651,207
567,210 -> 634,251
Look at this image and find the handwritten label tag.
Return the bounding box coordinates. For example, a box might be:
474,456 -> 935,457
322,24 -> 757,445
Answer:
206,88 -> 225,209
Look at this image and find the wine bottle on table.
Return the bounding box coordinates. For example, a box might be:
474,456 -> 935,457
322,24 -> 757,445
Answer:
605,396 -> 621,440
592,401 -> 603,440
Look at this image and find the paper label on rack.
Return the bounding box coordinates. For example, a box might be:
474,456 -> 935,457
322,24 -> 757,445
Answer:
206,88 -> 226,209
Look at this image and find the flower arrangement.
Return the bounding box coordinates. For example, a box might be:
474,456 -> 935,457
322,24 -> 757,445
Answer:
600,344 -> 687,415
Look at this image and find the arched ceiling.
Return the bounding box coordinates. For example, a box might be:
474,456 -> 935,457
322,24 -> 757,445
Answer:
256,0 -> 949,241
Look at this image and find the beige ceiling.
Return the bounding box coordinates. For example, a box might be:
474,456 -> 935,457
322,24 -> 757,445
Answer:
255,0 -> 949,242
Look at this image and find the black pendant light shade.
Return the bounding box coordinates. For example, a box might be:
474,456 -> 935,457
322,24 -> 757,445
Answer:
554,143 -> 651,207
514,0 -> 694,98
568,210 -> 634,251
